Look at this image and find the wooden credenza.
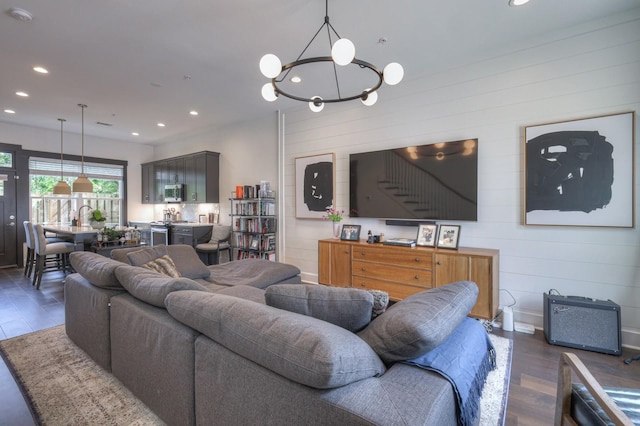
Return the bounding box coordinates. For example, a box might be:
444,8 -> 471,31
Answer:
318,239 -> 499,320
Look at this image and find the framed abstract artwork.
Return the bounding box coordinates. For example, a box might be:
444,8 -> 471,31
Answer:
295,153 -> 335,219
524,111 -> 635,228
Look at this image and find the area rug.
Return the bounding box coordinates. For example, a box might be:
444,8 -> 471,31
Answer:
0,325 -> 512,425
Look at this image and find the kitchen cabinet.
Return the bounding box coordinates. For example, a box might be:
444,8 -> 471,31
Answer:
318,239 -> 499,320
141,151 -> 219,204
184,152 -> 219,203
141,163 -> 155,204
166,157 -> 184,185
170,225 -> 212,247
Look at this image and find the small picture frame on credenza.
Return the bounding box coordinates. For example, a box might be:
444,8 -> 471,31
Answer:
340,224 -> 361,241
416,223 -> 438,247
436,225 -> 461,249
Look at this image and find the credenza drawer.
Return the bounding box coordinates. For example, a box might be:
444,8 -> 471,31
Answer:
352,246 -> 433,268
352,260 -> 432,286
351,277 -> 432,301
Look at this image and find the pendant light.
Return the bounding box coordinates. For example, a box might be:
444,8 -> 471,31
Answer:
72,103 -> 93,193
53,118 -> 71,195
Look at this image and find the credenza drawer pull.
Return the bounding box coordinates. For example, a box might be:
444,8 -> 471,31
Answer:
415,258 -> 420,262
414,275 -> 420,280
359,282 -> 365,287
361,267 -> 366,271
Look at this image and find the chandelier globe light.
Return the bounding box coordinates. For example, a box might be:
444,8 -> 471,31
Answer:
260,0 -> 403,112
53,118 -> 71,195
72,104 -> 94,193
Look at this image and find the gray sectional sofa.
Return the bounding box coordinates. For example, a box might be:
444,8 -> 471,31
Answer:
65,244 -> 486,426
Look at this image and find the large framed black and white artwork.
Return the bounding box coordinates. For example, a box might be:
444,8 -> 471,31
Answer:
295,153 -> 335,219
524,111 -> 635,228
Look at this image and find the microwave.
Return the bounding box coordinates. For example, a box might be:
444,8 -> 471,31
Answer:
164,184 -> 184,202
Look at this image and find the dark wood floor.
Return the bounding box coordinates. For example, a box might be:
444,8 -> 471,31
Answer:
0,265 -> 638,425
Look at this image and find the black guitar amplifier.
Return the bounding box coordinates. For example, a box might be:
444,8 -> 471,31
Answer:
543,293 -> 621,355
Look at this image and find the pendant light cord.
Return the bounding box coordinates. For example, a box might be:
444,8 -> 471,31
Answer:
78,104 -> 87,175
58,118 -> 66,180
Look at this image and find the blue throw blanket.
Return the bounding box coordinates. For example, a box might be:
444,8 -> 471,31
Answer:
402,318 -> 496,426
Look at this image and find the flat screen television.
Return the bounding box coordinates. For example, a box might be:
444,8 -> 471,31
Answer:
349,139 -> 478,221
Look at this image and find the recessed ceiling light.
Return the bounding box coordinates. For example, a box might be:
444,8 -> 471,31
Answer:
8,7 -> 33,22
131,132 -> 139,136
189,110 -> 198,116
157,122 -> 165,127
509,0 -> 530,6
33,66 -> 48,74
290,76 -> 302,83
4,109 -> 16,114
15,91 -> 28,97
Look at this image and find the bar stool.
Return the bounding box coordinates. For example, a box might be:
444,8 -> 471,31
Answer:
23,221 -> 35,278
195,225 -> 231,265
23,221 -> 68,278
31,223 -> 75,289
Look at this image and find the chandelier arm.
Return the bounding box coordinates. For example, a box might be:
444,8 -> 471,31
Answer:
273,57 -> 383,103
276,21 -> 328,83
332,56 -> 342,100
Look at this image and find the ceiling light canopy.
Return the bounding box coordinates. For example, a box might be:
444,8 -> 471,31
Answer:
260,0 -> 403,112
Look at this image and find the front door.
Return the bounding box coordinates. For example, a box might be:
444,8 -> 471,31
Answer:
0,169 -> 17,267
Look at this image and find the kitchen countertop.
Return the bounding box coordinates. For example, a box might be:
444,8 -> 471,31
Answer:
146,221 -> 213,228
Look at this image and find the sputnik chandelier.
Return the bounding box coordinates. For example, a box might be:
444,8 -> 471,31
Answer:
259,0 -> 404,112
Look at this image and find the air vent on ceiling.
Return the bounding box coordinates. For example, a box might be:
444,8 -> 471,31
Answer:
96,121 -> 113,127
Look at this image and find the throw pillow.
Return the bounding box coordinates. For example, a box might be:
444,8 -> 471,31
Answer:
265,284 -> 374,332
368,289 -> 390,318
166,291 -> 386,389
140,254 -> 182,278
357,281 -> 478,364
126,245 -> 169,266
115,265 -> 209,308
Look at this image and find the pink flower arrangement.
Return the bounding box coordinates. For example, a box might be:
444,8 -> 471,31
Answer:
323,207 -> 345,222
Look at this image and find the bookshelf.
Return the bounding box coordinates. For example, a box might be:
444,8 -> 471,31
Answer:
230,196 -> 277,261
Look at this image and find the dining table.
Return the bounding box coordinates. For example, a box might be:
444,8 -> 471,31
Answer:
42,225 -> 98,251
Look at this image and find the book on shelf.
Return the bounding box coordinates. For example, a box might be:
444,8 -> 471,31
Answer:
383,238 -> 416,247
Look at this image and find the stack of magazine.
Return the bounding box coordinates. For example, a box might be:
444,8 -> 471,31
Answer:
383,238 -> 416,247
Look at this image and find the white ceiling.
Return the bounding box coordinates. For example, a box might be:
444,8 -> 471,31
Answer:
1,0 -> 638,145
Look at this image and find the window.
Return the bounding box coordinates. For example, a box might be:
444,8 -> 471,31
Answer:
0,152 -> 13,168
29,157 -> 125,225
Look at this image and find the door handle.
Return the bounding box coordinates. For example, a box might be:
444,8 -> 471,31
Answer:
8,222 -> 15,227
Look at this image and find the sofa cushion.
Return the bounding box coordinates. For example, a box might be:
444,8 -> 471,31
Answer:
125,244 -> 211,280
166,245 -> 211,280
69,251 -> 124,289
166,291 -> 386,389
357,281 -> 478,364
115,264 -> 210,308
265,284 -> 374,332
140,254 -> 182,278
204,259 -> 300,288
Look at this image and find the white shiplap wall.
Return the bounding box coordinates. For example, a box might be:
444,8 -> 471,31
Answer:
281,10 -> 640,347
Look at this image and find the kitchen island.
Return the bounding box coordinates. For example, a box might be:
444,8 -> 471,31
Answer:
42,225 -> 98,251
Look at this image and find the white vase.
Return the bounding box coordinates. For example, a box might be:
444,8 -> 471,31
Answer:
90,220 -> 106,230
332,222 -> 341,239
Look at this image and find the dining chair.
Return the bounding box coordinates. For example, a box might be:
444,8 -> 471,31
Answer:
31,223 -> 75,289
195,225 -> 231,265
23,221 -> 35,278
